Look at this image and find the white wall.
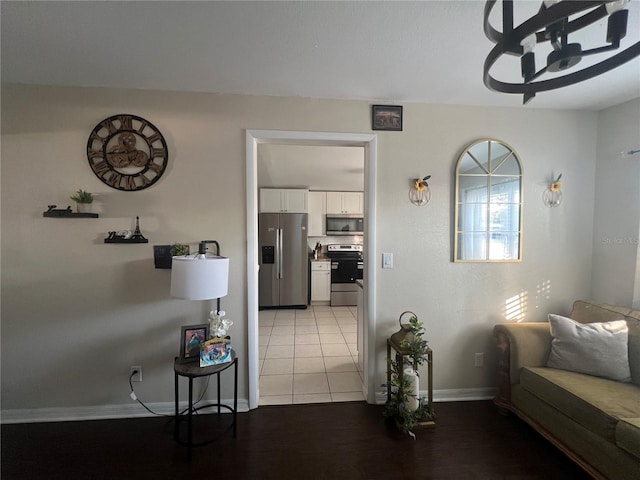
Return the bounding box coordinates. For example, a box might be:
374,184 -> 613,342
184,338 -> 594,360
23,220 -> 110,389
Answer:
258,144 -> 365,191
1,84 -> 601,420
592,98 -> 640,308
373,103 -> 598,392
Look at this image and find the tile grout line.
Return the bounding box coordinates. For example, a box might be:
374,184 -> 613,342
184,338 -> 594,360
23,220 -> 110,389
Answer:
259,306 -> 364,404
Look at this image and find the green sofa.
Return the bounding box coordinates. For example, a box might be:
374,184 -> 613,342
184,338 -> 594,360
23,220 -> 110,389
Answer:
494,300 -> 640,480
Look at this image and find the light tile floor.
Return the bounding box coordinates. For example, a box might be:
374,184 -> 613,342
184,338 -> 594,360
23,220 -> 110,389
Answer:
259,306 -> 365,405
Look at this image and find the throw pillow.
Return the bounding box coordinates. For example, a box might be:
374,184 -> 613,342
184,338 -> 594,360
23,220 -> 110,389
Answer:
546,314 -> 631,382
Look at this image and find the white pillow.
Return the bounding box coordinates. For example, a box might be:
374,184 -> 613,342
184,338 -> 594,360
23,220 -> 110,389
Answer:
546,314 -> 631,382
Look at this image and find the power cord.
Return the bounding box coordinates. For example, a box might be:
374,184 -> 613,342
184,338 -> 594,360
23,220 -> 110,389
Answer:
128,370 -> 211,417
129,370 -> 171,417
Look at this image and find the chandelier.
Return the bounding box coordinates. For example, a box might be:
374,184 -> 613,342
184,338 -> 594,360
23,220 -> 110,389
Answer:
483,0 -> 640,104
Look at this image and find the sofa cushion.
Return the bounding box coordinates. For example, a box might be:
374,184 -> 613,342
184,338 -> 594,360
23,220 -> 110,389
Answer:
630,330 -> 640,387
571,300 -> 628,324
616,417 -> 640,460
547,314 -> 631,382
520,367 -> 640,442
571,300 -> 640,386
511,385 -> 640,480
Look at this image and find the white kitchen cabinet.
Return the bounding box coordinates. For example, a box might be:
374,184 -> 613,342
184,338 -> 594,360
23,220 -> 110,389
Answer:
260,188 -> 308,213
326,191 -> 363,215
308,191 -> 326,236
311,261 -> 331,303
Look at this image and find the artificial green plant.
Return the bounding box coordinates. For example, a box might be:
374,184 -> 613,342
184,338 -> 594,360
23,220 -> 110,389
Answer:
383,314 -> 435,436
70,189 -> 93,204
170,243 -> 190,256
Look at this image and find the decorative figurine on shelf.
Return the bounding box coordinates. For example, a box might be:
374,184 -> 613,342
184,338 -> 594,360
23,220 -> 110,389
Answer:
43,204 -> 99,218
409,175 -> 432,206
543,173 -> 563,208
44,205 -> 73,216
384,311 -> 435,437
209,310 -> 233,339
104,216 -> 148,243
129,216 -> 147,241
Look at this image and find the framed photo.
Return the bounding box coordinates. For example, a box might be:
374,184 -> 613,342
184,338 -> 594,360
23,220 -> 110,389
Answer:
179,324 -> 209,363
200,337 -> 233,367
372,105 -> 403,131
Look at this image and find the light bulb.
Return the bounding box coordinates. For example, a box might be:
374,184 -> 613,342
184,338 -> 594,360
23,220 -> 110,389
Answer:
520,34 -> 537,54
606,0 -> 629,14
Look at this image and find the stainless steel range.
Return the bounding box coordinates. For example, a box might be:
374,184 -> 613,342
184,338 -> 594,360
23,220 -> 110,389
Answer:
326,244 -> 363,306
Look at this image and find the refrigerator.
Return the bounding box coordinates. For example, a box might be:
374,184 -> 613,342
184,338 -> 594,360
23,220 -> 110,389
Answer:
259,213 -> 309,308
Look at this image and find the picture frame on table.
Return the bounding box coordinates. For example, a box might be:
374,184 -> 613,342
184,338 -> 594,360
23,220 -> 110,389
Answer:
179,324 -> 209,363
200,337 -> 233,367
372,105 -> 403,131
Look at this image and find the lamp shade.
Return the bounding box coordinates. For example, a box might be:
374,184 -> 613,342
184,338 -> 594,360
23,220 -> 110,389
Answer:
170,254 -> 229,300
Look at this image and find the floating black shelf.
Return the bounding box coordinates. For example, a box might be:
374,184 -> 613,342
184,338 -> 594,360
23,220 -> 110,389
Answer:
104,237 -> 148,244
104,216 -> 148,244
43,211 -> 99,218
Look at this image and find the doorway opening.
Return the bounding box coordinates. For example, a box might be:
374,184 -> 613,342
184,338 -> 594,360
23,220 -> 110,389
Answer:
246,130 -> 377,409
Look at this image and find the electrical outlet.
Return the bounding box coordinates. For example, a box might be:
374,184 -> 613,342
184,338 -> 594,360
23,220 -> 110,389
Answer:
474,353 -> 484,368
130,365 -> 142,382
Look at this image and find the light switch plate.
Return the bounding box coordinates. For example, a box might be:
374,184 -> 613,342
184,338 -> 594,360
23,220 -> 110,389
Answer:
382,252 -> 393,269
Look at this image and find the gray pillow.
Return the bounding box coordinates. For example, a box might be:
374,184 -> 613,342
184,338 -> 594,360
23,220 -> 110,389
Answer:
547,314 -> 631,382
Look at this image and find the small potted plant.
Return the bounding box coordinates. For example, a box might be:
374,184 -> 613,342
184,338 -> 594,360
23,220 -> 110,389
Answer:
153,243 -> 191,269
170,243 -> 190,257
70,189 -> 94,213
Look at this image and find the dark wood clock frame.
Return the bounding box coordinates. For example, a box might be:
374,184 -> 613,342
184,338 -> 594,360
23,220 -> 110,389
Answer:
86,114 -> 168,191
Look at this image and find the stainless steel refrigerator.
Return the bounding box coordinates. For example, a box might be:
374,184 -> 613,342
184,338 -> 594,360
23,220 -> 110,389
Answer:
259,213 -> 309,308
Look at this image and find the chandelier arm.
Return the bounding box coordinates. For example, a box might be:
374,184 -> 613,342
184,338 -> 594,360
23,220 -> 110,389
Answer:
528,64 -> 550,84
484,41 -> 640,95
484,0 -> 507,46
581,44 -> 621,56
486,1 -> 609,50
534,3 -> 609,44
513,2 -> 607,47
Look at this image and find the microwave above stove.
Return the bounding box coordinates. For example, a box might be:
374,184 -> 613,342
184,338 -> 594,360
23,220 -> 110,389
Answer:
326,214 -> 364,236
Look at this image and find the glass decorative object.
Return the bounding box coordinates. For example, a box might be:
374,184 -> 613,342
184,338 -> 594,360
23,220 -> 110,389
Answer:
543,174 -> 563,208
409,175 -> 431,206
209,310 -> 232,339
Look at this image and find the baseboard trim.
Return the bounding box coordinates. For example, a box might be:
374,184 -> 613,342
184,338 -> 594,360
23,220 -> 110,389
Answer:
3,388 -> 496,424
1,399 -> 250,424
374,387 -> 497,405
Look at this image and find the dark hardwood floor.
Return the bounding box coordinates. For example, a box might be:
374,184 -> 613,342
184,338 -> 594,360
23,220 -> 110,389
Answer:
2,400 -> 591,480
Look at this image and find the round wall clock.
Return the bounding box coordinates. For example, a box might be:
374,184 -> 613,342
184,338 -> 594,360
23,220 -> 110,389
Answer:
86,114 -> 168,191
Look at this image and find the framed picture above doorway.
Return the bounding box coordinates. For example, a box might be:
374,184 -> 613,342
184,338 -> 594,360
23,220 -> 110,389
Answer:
371,105 -> 403,131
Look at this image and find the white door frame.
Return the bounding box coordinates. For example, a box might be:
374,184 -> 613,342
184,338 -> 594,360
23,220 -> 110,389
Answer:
246,129 -> 377,409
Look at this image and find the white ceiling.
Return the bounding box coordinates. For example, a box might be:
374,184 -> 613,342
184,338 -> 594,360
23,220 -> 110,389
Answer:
2,1 -> 639,111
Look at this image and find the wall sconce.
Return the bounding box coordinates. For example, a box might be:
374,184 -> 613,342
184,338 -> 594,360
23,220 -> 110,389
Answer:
543,173 -> 563,208
410,175 -> 431,206
620,149 -> 640,158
